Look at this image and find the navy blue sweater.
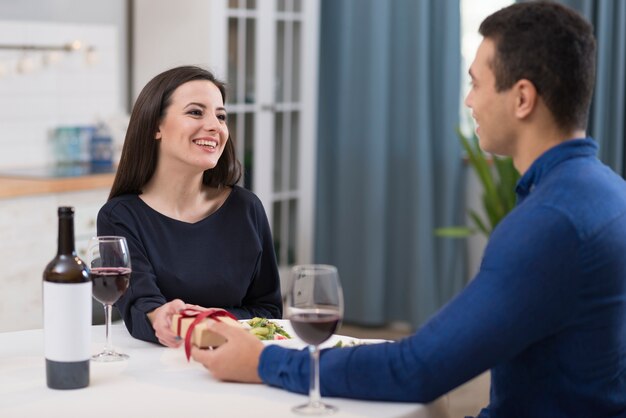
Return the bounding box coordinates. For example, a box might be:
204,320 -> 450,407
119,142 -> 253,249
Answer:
97,185 -> 282,344
259,138 -> 626,417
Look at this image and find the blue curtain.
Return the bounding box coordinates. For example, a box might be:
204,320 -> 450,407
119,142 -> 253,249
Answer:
558,0 -> 626,174
315,0 -> 465,328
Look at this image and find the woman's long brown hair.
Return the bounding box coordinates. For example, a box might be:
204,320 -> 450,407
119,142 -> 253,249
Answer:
108,66 -> 241,200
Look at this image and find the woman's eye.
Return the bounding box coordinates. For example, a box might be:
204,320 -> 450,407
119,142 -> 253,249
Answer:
188,109 -> 203,116
217,114 -> 227,121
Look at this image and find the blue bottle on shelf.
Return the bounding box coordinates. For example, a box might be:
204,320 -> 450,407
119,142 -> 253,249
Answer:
90,123 -> 113,171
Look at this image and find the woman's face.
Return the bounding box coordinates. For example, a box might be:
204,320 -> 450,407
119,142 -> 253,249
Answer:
155,80 -> 229,172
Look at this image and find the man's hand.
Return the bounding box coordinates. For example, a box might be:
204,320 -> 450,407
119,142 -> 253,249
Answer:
147,298 -> 186,347
191,320 -> 265,383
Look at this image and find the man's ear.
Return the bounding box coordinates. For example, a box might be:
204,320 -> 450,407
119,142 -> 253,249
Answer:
514,79 -> 537,119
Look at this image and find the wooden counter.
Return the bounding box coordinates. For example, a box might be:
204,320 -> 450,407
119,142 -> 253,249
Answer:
0,172 -> 115,199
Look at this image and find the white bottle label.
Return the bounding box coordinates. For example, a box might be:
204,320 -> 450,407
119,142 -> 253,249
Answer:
43,281 -> 92,362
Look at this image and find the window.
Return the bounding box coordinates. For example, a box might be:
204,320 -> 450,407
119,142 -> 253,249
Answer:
460,0 -> 513,132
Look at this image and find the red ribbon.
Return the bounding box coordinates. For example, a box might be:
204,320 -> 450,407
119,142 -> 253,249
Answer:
177,308 -> 237,361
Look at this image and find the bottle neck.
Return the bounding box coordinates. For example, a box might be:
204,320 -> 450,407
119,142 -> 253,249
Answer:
57,215 -> 76,255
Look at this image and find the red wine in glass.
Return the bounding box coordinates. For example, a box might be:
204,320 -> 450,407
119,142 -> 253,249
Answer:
287,264 -> 343,415
290,311 -> 341,346
91,267 -> 130,305
88,236 -> 131,362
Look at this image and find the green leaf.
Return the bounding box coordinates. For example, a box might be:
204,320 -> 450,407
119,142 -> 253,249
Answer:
493,156 -> 520,213
468,210 -> 490,236
458,129 -> 504,221
435,226 -> 474,238
437,125 -> 519,240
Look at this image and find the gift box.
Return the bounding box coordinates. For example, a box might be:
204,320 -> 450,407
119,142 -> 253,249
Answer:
171,308 -> 242,360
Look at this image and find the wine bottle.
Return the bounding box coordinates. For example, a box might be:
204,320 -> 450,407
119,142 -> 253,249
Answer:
43,206 -> 91,389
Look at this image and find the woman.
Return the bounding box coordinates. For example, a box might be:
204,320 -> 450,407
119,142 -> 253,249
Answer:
97,66 -> 282,346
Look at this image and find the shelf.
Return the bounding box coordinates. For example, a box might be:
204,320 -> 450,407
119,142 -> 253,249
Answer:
0,166 -> 115,199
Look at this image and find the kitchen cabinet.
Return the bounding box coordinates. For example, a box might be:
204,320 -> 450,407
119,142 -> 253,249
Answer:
0,185 -> 110,332
134,0 -> 320,279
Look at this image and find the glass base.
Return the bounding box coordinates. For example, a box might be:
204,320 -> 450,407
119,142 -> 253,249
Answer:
292,402 -> 337,415
91,350 -> 129,362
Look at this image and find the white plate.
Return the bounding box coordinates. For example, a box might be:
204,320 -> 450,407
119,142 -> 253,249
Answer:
241,319 -> 389,350
264,334 -> 389,350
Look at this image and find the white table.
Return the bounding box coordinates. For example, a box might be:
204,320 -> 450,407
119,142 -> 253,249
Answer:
0,323 -> 448,418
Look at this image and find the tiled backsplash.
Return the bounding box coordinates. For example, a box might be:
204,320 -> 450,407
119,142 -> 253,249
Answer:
0,20 -> 122,169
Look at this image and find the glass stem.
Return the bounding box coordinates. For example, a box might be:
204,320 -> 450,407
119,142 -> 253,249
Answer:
104,303 -> 113,353
308,344 -> 321,407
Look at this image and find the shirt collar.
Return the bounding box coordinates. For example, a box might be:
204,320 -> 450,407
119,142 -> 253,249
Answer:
515,137 -> 597,203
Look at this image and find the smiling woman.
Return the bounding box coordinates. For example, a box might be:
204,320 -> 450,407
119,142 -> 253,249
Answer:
151,79 -> 229,184
97,66 -> 283,347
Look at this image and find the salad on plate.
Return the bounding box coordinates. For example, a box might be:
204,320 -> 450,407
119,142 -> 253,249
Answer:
244,317 -> 292,341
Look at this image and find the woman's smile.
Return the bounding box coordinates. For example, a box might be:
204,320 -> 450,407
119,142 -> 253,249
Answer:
193,137 -> 220,151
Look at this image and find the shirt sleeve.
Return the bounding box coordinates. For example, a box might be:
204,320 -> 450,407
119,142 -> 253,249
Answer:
228,197 -> 283,319
259,205 -> 581,402
97,201 -> 165,344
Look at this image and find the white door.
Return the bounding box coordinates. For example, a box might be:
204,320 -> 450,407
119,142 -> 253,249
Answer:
213,0 -> 319,273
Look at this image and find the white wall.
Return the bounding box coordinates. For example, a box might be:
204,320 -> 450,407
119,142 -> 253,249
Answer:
0,0 -> 128,111
0,0 -> 127,169
0,20 -> 122,169
132,0 -> 220,100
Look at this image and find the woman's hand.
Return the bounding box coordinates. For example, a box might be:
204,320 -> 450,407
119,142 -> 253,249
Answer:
191,320 -> 264,383
147,299 -> 186,347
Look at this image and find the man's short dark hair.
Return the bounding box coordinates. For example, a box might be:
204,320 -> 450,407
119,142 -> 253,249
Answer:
480,1 -> 596,132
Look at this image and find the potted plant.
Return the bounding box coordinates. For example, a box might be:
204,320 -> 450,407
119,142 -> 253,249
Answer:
437,128 -> 520,238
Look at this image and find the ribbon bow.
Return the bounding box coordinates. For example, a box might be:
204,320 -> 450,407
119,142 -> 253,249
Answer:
176,308 -> 237,361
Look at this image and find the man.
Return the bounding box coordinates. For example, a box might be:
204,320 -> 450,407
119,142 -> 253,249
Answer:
191,2 -> 626,416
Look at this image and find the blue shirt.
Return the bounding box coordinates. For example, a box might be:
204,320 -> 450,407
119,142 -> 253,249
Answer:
97,185 -> 282,344
259,138 -> 626,417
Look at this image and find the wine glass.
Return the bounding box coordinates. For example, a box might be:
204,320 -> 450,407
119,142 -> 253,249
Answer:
285,264 -> 344,415
87,236 -> 131,362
